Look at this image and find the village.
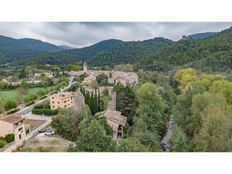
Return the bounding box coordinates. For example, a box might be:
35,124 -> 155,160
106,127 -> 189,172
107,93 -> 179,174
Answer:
0,63 -> 138,152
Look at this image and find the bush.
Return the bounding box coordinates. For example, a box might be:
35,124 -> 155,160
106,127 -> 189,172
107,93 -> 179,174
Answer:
37,90 -> 47,96
4,100 -> 17,111
5,134 -> 14,143
0,140 -> 5,148
0,137 -> 4,141
24,94 -> 38,103
32,108 -> 58,116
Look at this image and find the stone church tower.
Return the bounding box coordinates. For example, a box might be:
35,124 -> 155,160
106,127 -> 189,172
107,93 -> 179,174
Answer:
83,62 -> 87,71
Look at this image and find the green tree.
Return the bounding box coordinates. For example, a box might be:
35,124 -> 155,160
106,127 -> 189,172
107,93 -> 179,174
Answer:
136,83 -> 164,134
51,109 -> 83,141
4,100 -> 17,111
194,94 -> 232,152
117,137 -> 151,152
0,99 -> 5,113
169,126 -> 190,152
71,119 -> 116,152
96,73 -> 108,86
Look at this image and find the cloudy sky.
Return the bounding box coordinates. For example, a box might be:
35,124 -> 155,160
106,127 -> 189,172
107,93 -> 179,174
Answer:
0,22 -> 232,48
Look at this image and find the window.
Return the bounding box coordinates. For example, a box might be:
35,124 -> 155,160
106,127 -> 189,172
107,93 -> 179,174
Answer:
18,127 -> 23,131
19,134 -> 22,140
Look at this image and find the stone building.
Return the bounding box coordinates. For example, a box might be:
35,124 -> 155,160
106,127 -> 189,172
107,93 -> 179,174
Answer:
50,92 -> 74,110
0,115 -> 29,142
97,110 -> 127,138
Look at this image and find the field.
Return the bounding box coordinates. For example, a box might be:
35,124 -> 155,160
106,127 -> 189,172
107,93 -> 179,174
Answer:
19,135 -> 74,152
0,87 -> 51,101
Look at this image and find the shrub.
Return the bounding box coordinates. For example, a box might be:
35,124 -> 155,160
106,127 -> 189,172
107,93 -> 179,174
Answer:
24,94 -> 38,103
37,90 -> 47,96
32,107 -> 58,116
0,140 -> 5,148
5,134 -> 15,143
0,137 -> 4,141
4,100 -> 17,111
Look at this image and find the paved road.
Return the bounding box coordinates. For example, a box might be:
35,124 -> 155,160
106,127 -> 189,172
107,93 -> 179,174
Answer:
161,115 -> 174,151
16,97 -> 49,116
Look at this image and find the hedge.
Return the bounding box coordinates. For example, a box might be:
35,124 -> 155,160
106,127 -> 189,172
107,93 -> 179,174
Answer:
5,134 -> 14,143
32,108 -> 58,116
25,101 -> 35,107
0,140 -> 5,148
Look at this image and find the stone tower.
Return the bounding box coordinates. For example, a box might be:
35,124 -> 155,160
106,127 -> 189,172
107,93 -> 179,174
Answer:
83,62 -> 87,71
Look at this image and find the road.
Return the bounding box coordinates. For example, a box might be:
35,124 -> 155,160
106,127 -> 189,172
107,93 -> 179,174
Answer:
16,97 -> 49,116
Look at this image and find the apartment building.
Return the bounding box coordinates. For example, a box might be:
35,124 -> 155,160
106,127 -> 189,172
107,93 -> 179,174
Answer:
50,92 -> 74,110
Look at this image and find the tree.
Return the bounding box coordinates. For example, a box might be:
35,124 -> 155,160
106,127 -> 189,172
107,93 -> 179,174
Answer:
71,119 -> 116,152
4,100 -> 17,111
133,117 -> 162,151
136,83 -> 164,134
115,84 -> 137,126
169,126 -> 190,152
174,68 -> 197,92
194,94 -> 232,152
209,79 -> 232,105
25,66 -> 34,77
117,137 -> 151,152
114,64 -> 134,72
51,109 -> 83,141
96,73 -> 108,86
0,99 -> 5,113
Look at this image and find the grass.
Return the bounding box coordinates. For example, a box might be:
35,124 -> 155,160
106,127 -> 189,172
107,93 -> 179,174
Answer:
19,135 -> 74,152
0,87 -> 52,101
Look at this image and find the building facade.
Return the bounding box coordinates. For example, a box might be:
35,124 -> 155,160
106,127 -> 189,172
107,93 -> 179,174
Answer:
0,115 -> 29,142
50,92 -> 74,110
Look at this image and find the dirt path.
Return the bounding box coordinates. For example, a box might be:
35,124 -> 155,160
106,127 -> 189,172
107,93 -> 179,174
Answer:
107,92 -> 116,111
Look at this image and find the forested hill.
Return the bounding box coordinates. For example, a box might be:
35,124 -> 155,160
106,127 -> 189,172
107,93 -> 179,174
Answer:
0,35 -> 66,63
138,27 -> 232,72
22,37 -> 174,65
187,32 -> 216,39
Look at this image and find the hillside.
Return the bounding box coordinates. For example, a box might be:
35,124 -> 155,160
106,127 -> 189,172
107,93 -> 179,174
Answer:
23,38 -> 173,66
138,27 -> 232,72
188,32 -> 216,39
0,35 -> 65,63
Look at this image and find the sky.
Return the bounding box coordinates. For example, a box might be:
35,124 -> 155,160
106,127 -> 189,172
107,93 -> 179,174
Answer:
0,22 -> 232,48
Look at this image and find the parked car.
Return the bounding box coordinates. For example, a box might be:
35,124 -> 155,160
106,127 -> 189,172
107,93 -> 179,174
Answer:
45,129 -> 55,136
38,128 -> 47,133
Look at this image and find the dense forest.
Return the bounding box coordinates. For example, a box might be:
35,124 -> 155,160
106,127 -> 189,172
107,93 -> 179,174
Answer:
0,35 -> 66,63
19,38 -> 173,66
